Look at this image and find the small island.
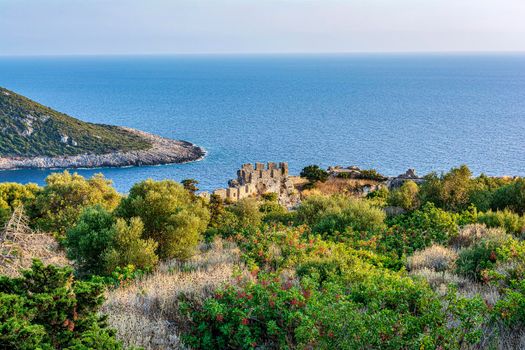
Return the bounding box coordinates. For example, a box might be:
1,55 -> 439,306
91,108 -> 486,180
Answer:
0,87 -> 205,170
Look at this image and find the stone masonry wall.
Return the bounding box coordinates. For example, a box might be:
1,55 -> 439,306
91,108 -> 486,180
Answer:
213,162 -> 297,206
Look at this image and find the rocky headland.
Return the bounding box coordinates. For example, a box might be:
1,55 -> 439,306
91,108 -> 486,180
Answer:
0,127 -> 205,170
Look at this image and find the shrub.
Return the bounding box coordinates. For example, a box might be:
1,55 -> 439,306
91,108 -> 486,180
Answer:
407,245 -> 458,272
228,198 -> 263,230
0,260 -> 123,349
491,178 -> 525,214
180,262 -> 486,349
453,224 -> 507,248
495,279 -> 525,327
30,171 -> 120,238
117,179 -> 209,260
356,168 -> 387,181
296,195 -> 386,238
455,240 -> 502,282
386,203 -> 461,251
103,217 -> 158,273
66,206 -> 116,276
388,180 -> 420,211
0,182 -> 40,226
300,165 -> 329,184
477,209 -> 525,237
419,165 -> 473,211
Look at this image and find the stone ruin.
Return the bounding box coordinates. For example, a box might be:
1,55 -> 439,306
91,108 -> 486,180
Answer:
212,162 -> 299,207
387,168 -> 425,189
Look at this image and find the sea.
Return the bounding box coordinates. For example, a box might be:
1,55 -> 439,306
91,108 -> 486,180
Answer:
0,53 -> 524,193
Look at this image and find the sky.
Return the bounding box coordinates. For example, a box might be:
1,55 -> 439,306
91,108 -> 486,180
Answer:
1,0 -> 525,55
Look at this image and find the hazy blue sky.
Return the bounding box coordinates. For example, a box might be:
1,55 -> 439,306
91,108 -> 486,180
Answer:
1,0 -> 525,55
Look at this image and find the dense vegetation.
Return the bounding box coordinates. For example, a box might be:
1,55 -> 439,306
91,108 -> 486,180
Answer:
0,87 -> 151,157
1,164 -> 525,349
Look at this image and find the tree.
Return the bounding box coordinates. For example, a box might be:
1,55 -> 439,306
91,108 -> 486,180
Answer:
181,178 -> 199,196
228,198 -> 263,230
300,165 -> 329,184
441,165 -> 473,211
116,179 -> 209,259
388,180 -> 420,211
104,217 -> 158,272
65,206 -> 116,275
0,260 -> 123,349
419,165 -> 474,211
491,178 -> 525,214
0,182 -> 40,226
30,171 -> 120,238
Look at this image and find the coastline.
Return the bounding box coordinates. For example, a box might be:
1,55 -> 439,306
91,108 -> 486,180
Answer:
0,127 -> 206,170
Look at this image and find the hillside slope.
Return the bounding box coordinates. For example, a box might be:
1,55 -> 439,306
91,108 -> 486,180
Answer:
0,87 -> 151,157
0,87 -> 205,169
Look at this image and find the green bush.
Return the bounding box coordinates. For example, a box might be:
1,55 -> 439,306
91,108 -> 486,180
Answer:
491,178 -> 525,214
117,179 -> 209,260
103,217 -> 158,273
296,195 -> 386,238
477,209 -> 525,237
386,203 -> 462,253
66,207 -> 158,276
419,165 -> 473,211
387,180 -> 420,211
180,258 -> 486,350
66,206 -> 117,276
0,182 -> 40,226
356,168 -> 387,181
300,165 -> 329,184
455,240 -> 500,282
0,261 -> 123,349
30,171 -> 120,239
228,198 -> 263,230
495,279 -> 525,327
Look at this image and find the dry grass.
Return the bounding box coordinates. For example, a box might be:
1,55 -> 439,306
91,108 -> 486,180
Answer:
102,238 -> 245,350
304,177 -> 380,197
0,207 -> 69,277
407,245 -> 458,273
452,224 -> 507,249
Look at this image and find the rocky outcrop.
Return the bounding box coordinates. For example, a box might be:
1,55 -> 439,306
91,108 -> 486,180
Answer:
0,127 -> 205,170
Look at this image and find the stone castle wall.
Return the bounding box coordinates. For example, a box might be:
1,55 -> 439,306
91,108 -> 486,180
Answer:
212,162 -> 296,206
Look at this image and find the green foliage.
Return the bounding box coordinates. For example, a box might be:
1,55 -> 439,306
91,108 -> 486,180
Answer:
477,209 -> 525,237
365,186 -> 389,207
0,182 -> 40,225
181,178 -> 199,195
468,174 -> 510,211
455,240 -> 500,281
117,179 -> 209,260
491,178 -> 525,214
0,86 -> 150,157
495,279 -> 525,327
355,168 -> 387,181
0,260 -> 122,349
103,217 -> 158,273
65,206 -> 117,276
387,180 -> 420,211
228,198 -> 263,230
300,165 -> 328,184
381,203 -> 471,259
296,195 -> 386,238
419,165 -> 473,211
30,171 -> 120,238
181,248 -> 487,350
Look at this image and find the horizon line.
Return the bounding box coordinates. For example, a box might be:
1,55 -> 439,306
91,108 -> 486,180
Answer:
1,50 -> 525,58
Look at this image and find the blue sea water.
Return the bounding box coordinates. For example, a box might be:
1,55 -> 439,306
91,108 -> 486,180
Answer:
0,54 -> 524,192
